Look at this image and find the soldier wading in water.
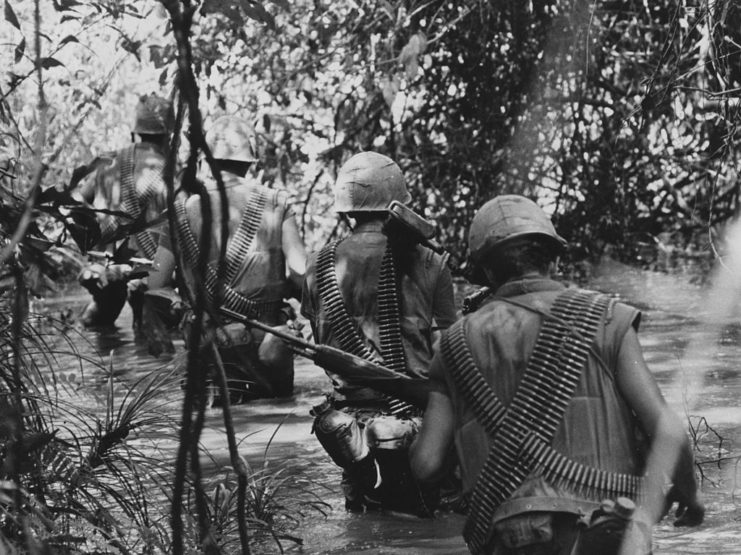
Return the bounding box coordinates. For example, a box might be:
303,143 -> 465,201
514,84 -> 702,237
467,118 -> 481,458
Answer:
411,195 -> 704,554
301,152 -> 457,515
74,94 -> 174,328
149,115 -> 306,403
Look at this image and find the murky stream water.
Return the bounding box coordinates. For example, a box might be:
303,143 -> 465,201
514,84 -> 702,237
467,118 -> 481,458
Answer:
34,264 -> 741,554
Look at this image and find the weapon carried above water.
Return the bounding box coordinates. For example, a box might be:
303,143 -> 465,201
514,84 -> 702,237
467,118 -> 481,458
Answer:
219,307 -> 431,409
385,200 -> 491,312
85,250 -> 153,282
384,200 -> 465,276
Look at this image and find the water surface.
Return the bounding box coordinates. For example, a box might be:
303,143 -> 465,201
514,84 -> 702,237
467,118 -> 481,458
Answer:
34,269 -> 741,554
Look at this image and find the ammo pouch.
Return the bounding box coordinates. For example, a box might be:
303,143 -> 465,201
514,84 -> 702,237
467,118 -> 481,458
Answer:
571,500 -> 651,555
493,512 -> 554,549
311,399 -> 370,468
365,415 -> 420,451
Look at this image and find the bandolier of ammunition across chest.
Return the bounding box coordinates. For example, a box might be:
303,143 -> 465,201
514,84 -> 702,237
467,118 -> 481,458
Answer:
175,187 -> 280,318
440,288 -> 646,555
316,240 -> 415,415
118,145 -> 163,259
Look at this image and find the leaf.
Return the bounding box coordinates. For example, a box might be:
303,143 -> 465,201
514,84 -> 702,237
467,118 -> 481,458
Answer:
60,14 -> 78,22
380,74 -> 400,108
4,0 -> 20,30
201,0 -> 244,25
158,67 -> 168,88
13,37 -> 25,64
242,2 -> 275,30
119,37 -> 142,61
149,44 -> 170,68
7,72 -> 22,89
398,32 -> 427,79
269,0 -> 289,10
53,0 -> 81,11
39,57 -> 65,69
59,35 -> 79,46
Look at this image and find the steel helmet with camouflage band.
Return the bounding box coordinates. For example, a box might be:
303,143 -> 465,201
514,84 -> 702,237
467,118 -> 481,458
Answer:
334,151 -> 411,213
133,94 -> 175,135
468,194 -> 567,266
206,115 -> 259,163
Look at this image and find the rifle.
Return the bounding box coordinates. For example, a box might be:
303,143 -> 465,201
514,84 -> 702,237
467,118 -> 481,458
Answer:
219,307 -> 431,409
385,200 -> 466,276
462,286 -> 492,314
85,251 -> 153,281
386,200 -> 493,312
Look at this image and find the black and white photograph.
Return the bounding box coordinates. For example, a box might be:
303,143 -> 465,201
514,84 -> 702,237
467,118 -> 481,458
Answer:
1,1 -> 738,553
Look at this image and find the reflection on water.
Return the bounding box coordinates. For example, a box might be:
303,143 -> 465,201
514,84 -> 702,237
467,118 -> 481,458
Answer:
34,273 -> 741,554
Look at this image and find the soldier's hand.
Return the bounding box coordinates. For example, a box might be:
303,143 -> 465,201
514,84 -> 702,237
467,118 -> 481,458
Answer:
105,264 -> 133,283
287,318 -> 305,339
79,263 -> 109,292
673,498 -> 705,527
665,485 -> 705,527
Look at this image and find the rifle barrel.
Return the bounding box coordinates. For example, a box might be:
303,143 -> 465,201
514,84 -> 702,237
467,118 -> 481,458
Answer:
220,306 -> 428,408
219,307 -> 317,352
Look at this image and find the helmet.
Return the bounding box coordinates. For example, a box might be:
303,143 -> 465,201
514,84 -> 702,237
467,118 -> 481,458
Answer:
133,94 -> 174,135
206,116 -> 258,163
334,152 -> 411,213
468,195 -> 567,263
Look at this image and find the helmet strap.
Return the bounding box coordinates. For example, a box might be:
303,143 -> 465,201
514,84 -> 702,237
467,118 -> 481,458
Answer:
339,212 -> 355,232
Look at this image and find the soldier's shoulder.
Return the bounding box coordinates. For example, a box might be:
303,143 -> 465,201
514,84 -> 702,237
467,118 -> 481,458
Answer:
92,150 -> 119,171
266,186 -> 294,208
134,144 -> 166,169
100,149 -> 119,160
414,243 -> 449,269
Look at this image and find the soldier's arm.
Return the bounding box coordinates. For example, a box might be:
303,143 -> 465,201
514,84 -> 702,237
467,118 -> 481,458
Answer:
282,214 -> 307,297
148,227 -> 176,289
299,256 -> 319,338
432,261 -> 457,329
73,175 -> 97,205
410,353 -> 456,483
616,329 -> 704,526
410,389 -> 455,483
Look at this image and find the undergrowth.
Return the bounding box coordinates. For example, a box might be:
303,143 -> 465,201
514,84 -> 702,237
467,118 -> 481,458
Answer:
0,302 -> 323,553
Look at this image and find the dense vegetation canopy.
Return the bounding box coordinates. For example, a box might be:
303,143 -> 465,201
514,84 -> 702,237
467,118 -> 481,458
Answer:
1,0 -> 740,552
3,0 -> 740,263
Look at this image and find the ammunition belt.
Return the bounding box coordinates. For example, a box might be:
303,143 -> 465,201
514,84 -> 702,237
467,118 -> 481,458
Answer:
519,434 -> 644,502
316,240 -> 413,415
119,145 -> 163,259
377,244 -> 414,416
174,199 -> 280,319
224,187 -> 268,283
442,289 -> 631,555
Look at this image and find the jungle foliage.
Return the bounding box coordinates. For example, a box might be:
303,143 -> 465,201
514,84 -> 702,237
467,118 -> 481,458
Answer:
2,0 -> 741,553
3,1 -> 740,260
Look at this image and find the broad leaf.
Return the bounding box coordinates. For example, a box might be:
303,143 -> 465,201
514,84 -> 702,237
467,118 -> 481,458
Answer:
60,35 -> 79,46
4,0 -> 20,31
242,2 -> 276,30
39,57 -> 65,69
13,37 -> 24,64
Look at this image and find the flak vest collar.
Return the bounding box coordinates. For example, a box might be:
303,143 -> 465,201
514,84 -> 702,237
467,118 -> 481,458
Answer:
493,277 -> 565,298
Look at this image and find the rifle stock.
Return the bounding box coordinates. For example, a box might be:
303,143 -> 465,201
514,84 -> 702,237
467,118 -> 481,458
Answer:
219,307 -> 430,409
